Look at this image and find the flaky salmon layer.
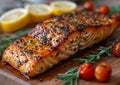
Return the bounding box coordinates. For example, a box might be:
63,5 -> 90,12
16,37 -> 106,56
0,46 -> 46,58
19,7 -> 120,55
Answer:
2,10 -> 120,77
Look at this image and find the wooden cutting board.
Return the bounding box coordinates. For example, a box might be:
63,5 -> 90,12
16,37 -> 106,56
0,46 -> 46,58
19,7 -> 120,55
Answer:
0,26 -> 120,85
0,1 -> 120,84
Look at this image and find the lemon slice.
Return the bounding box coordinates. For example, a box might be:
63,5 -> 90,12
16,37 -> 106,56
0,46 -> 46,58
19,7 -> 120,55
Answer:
0,8 -> 29,33
50,0 -> 77,16
25,4 -> 52,23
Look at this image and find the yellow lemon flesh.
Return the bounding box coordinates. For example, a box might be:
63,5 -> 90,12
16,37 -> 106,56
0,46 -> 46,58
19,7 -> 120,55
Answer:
50,0 -> 77,16
0,8 -> 29,33
25,4 -> 52,23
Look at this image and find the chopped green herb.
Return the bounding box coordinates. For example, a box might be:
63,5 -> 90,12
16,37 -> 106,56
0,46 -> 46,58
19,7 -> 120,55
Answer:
70,19 -> 77,25
30,40 -> 33,44
83,11 -> 88,15
42,36 -> 47,42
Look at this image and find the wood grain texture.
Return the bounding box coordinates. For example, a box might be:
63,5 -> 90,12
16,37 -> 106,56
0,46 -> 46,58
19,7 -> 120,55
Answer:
0,27 -> 120,85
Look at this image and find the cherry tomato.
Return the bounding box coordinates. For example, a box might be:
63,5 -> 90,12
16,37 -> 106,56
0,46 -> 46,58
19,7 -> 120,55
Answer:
79,63 -> 95,80
95,62 -> 112,82
113,42 -> 120,57
112,14 -> 120,21
83,1 -> 94,10
99,5 -> 110,14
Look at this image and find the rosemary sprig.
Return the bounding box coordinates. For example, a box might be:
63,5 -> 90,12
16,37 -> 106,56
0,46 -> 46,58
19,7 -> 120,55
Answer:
73,38 -> 119,64
0,28 -> 32,57
110,6 -> 120,15
57,67 -> 79,85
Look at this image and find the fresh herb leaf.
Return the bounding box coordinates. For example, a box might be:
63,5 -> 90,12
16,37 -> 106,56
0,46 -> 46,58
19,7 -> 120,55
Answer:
15,28 -> 32,35
83,11 -> 88,15
57,66 -> 79,85
30,40 -> 33,44
70,19 -> 77,25
73,38 -> 119,64
110,6 -> 120,15
42,36 -> 47,42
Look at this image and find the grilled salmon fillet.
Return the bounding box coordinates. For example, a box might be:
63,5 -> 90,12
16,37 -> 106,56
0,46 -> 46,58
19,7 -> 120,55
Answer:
2,10 -> 120,77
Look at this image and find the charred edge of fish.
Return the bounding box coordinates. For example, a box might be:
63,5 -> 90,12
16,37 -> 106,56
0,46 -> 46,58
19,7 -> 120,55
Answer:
25,50 -> 33,55
34,56 -> 41,61
55,51 -> 60,57
56,17 -> 64,22
76,24 -> 86,31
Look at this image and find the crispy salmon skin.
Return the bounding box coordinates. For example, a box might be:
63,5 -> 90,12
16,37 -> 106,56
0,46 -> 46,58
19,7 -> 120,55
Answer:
2,10 -> 120,77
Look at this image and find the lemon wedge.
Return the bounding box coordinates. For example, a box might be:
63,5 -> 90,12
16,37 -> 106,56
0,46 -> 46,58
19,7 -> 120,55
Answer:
25,4 -> 52,23
50,0 -> 77,16
0,8 -> 29,33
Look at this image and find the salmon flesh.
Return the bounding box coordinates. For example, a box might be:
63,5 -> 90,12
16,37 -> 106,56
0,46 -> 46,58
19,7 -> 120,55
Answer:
2,10 -> 120,77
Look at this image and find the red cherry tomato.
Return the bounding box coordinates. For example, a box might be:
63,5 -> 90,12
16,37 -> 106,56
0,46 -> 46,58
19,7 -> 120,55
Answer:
113,42 -> 120,57
79,63 -> 95,80
112,14 -> 120,19
112,14 -> 120,21
95,62 -> 112,82
99,5 -> 110,14
83,1 -> 94,10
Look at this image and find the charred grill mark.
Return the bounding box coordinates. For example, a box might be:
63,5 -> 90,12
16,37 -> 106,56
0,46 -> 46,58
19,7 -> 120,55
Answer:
17,59 -> 28,66
70,39 -> 74,43
56,17 -> 64,22
50,47 -> 55,51
25,50 -> 33,55
23,42 -> 27,46
76,24 -> 85,31
63,24 -> 69,31
34,56 -> 41,61
15,41 -> 19,44
19,38 -> 23,43
62,12 -> 75,18
17,61 -> 22,66
55,51 -> 60,57
9,50 -> 13,54
56,39 -> 59,42
64,33 -> 69,39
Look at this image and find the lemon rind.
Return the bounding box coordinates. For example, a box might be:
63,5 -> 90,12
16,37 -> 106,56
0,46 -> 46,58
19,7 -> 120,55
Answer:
0,8 -> 29,23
